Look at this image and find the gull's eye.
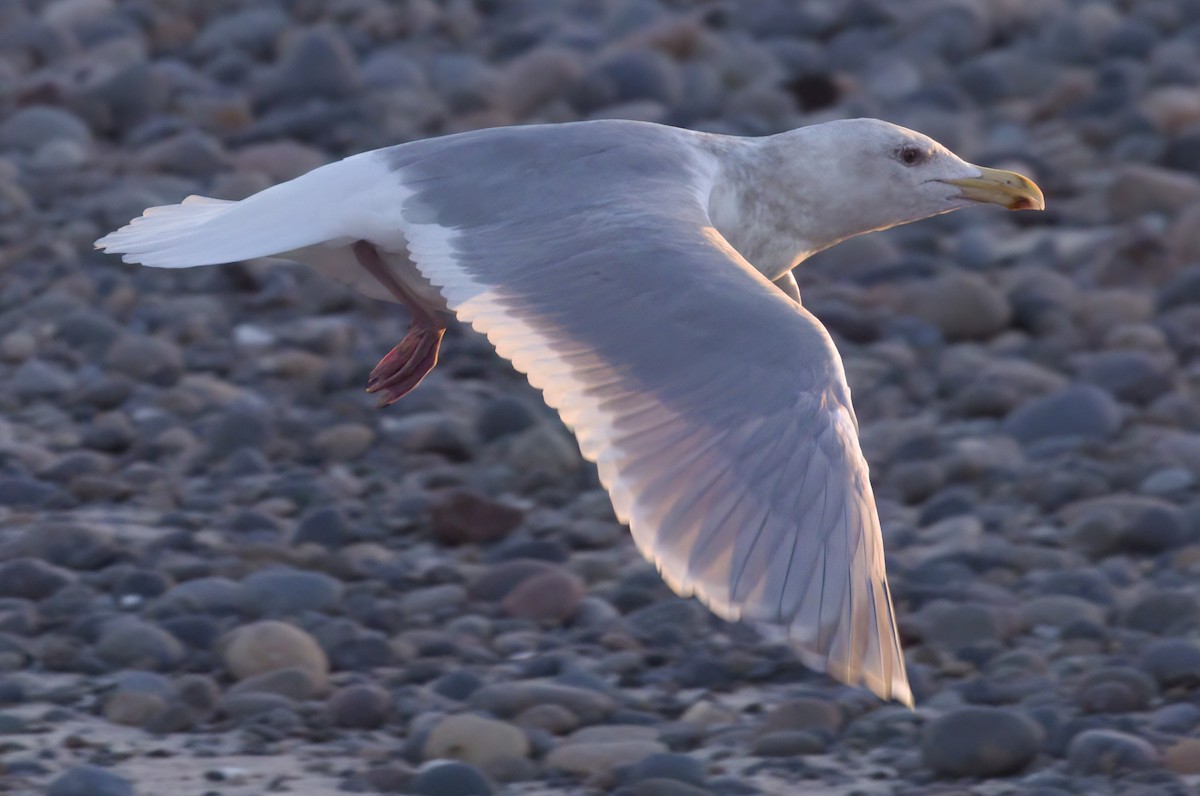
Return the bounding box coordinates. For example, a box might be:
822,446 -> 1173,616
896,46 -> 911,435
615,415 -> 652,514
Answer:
897,146 -> 925,166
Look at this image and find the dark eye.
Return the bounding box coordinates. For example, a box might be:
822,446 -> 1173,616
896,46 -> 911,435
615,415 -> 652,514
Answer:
898,146 -> 924,166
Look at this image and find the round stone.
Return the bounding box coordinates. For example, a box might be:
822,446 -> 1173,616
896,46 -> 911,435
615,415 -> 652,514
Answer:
921,707 -> 1041,778
221,620 -> 329,689
423,714 -> 530,770
408,761 -> 493,796
325,684 -> 390,729
47,765 -> 133,796
1067,729 -> 1159,775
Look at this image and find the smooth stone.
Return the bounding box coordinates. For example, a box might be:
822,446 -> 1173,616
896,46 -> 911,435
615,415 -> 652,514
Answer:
630,780 -> 715,796
432,669 -> 483,702
546,739 -> 669,781
423,713 -> 530,770
0,478 -> 70,510
476,395 -> 538,441
291,506 -> 349,549
46,765 -> 133,796
500,567 -> 585,623
1121,589 -> 1200,635
1067,729 -> 1159,775
1107,163 -> 1200,219
903,271 -> 1011,341
1150,702 -> 1200,734
0,106 -> 92,153
1162,737 -> 1200,775
1075,350 -> 1173,405
431,490 -> 525,546
1139,639 -> 1200,688
469,559 -> 560,601
408,761 -> 493,796
469,681 -> 616,724
750,730 -> 827,757
313,423 -> 375,461
1074,666 -> 1157,714
0,558 -> 75,600
1020,595 -> 1107,630
11,359 -> 74,400
238,568 -> 344,616
104,333 -> 184,386
325,683 -> 390,729
103,689 -> 167,728
218,691 -> 296,720
227,666 -> 319,701
1003,385 -> 1121,444
624,752 -> 706,787
758,697 -> 843,737
221,620 -> 329,688
261,28 -> 360,105
921,707 -> 1041,778
95,617 -> 184,671
162,577 -> 245,614
514,703 -> 579,735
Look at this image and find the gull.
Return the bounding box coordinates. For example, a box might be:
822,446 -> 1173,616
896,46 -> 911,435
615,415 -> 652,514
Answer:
97,118 -> 1044,705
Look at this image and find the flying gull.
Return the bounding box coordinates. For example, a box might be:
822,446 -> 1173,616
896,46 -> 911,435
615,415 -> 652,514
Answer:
97,118 -> 1044,706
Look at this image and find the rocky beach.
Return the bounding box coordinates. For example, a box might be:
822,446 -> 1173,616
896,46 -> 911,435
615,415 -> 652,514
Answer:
2,0 -> 1200,794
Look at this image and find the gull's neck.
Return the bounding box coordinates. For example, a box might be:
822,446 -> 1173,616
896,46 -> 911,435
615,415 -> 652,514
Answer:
699,131 -> 845,283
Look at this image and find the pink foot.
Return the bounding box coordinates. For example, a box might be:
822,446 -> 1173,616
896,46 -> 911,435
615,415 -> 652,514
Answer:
352,239 -> 447,406
366,322 -> 445,406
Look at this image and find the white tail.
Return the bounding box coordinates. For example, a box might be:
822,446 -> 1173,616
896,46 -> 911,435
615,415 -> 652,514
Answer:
95,151 -> 404,268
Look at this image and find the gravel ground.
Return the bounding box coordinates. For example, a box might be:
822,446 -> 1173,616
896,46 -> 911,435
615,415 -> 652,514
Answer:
2,0 -> 1200,794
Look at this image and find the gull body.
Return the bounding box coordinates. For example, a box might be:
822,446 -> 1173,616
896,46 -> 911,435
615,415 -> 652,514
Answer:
98,119 -> 1043,706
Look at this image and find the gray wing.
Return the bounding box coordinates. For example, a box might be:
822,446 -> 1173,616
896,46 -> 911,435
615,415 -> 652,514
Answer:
387,122 -> 910,705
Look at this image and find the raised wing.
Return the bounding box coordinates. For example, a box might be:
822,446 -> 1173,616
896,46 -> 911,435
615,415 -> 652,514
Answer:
384,122 -> 911,704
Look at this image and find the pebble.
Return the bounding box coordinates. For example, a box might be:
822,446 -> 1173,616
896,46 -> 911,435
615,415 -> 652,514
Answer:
902,271 -> 1012,341
1162,737 -> 1200,775
1074,666 -> 1157,714
469,681 -> 616,724
228,667 -> 320,701
313,422 -> 376,461
500,566 -> 585,623
0,106 -> 92,153
624,753 -> 706,787
1003,385 -> 1122,445
46,765 -> 134,796
221,620 -> 329,689
0,558 -> 75,600
408,761 -> 494,796
431,490 -> 525,546
325,683 -> 391,729
239,567 -> 344,617
921,707 -> 1042,778
1138,639 -> 1200,688
424,713 -> 531,771
546,739 -> 669,782
94,617 -> 184,671
1066,729 -> 1159,775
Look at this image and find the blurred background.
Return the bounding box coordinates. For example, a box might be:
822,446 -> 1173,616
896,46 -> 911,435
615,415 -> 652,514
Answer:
1,1 -> 1200,794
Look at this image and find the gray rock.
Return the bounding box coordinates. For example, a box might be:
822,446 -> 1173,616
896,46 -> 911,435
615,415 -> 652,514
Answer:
469,559 -> 560,601
624,753 -> 706,787
1122,589 -> 1200,635
1108,163 -> 1200,219
408,761 -> 493,796
547,738 -> 668,782
500,566 -> 585,623
0,106 -> 92,154
903,271 -> 1012,341
469,681 -> 616,724
0,477 -> 71,509
1075,350 -> 1173,405
47,765 -> 133,796
1139,639 -> 1200,688
205,406 -> 273,462
757,697 -> 843,737
1067,729 -> 1159,775
261,28 -> 361,106
10,359 -> 74,400
227,667 -> 320,701
104,333 -> 183,386
0,558 -> 75,599
750,730 -> 827,756
292,506 -> 349,549
95,617 -> 184,671
325,683 -> 390,729
431,490 -> 525,546
239,568 -> 343,617
1074,666 -> 1157,714
912,601 -> 1005,650
1003,385 -> 1121,445
162,577 -> 245,614
921,707 -> 1041,778
192,6 -> 290,58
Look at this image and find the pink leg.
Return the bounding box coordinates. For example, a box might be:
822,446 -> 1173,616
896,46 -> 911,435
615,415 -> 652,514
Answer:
352,240 -> 446,406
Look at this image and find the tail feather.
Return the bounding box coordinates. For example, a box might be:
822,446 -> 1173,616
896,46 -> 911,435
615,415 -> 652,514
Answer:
95,152 -> 398,269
